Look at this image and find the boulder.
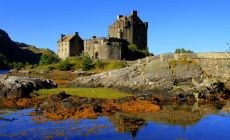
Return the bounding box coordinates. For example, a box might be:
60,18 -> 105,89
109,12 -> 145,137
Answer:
0,75 -> 57,99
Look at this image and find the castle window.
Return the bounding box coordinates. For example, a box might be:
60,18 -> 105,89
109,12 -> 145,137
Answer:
95,52 -> 99,59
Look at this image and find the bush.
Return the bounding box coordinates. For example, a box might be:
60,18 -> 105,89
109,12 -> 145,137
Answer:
39,54 -> 60,66
81,55 -> 92,71
175,48 -> 193,54
8,62 -> 25,70
47,66 -> 55,71
0,54 -> 8,69
105,60 -> 127,70
93,59 -> 104,69
58,60 -> 73,71
128,44 -> 138,52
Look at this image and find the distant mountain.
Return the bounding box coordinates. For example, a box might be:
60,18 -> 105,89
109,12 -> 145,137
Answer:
0,29 -> 54,66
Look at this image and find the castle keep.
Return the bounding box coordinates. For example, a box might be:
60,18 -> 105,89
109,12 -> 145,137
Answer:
108,10 -> 148,50
57,10 -> 148,60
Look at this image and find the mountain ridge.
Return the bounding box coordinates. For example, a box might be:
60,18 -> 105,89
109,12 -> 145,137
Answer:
0,29 -> 54,69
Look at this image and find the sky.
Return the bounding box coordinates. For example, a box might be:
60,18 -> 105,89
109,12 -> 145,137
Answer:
1,0 -> 230,54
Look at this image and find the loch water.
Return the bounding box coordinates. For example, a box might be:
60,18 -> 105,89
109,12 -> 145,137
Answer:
0,70 -> 9,74
0,104 -> 230,140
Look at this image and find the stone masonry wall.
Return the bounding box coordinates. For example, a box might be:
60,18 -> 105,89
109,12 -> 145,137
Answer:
84,38 -> 121,60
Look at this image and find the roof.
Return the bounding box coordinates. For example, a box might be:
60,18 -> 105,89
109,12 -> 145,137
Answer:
57,34 -> 75,43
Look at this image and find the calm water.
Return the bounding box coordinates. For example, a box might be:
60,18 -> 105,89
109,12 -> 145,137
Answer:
0,70 -> 10,74
0,105 -> 230,140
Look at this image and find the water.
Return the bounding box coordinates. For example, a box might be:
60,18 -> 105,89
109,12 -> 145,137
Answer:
0,105 -> 230,140
0,70 -> 10,74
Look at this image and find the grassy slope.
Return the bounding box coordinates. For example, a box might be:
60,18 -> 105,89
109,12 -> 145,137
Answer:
33,88 -> 130,99
27,57 -> 127,73
22,46 -> 53,55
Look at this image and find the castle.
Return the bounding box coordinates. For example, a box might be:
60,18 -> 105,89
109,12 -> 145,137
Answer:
57,10 -> 148,60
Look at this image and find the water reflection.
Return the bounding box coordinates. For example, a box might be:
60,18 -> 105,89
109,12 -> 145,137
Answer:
0,102 -> 229,139
108,104 -> 219,137
109,112 -> 147,137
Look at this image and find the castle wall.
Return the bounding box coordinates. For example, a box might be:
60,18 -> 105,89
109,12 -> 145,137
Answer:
158,52 -> 230,61
133,52 -> 230,82
132,16 -> 148,50
57,42 -> 70,59
84,38 -> 122,60
69,36 -> 84,56
197,58 -> 230,81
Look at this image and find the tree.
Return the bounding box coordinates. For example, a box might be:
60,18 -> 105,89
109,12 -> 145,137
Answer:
0,53 -> 8,69
58,60 -> 72,71
175,48 -> 193,54
8,62 -> 24,69
81,55 -> 92,71
39,54 -> 60,66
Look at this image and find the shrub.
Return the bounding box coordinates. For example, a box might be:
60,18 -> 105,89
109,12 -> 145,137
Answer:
128,44 -> 138,52
175,48 -> 193,54
81,55 -> 92,71
47,66 -> 55,71
39,54 -> 60,66
58,60 -> 72,71
93,59 -> 104,69
105,60 -> 127,70
0,53 -> 8,69
8,62 -> 25,70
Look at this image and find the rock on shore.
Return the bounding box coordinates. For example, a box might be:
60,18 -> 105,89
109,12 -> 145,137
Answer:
0,75 -> 57,98
69,59 -> 229,106
69,60 -> 204,92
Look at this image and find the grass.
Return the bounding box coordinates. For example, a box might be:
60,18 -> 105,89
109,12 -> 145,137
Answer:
26,57 -> 127,73
33,88 -> 130,99
169,58 -> 197,68
90,60 -> 127,73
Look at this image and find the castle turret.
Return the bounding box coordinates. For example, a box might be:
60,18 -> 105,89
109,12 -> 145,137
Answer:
60,34 -> 65,41
74,32 -> 79,36
144,22 -> 148,29
117,15 -> 123,20
132,10 -> 137,16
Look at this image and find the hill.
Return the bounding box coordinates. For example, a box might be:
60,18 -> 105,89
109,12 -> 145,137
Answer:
0,29 -> 54,69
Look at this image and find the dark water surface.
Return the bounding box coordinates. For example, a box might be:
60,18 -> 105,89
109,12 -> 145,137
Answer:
0,70 -> 10,74
0,104 -> 230,140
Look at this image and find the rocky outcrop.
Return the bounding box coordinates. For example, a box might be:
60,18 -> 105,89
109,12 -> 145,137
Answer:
174,63 -> 203,85
69,59 -> 229,107
0,75 -> 57,98
70,61 -> 175,92
70,60 -> 205,93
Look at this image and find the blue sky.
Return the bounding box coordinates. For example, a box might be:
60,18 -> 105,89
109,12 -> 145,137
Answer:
1,0 -> 230,54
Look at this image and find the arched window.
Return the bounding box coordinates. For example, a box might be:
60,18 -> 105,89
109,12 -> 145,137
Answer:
95,52 -> 99,59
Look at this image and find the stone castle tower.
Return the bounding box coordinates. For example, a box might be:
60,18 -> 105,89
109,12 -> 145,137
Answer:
108,10 -> 148,50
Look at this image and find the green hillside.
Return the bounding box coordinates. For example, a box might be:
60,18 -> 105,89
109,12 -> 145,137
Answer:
0,29 -> 54,69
